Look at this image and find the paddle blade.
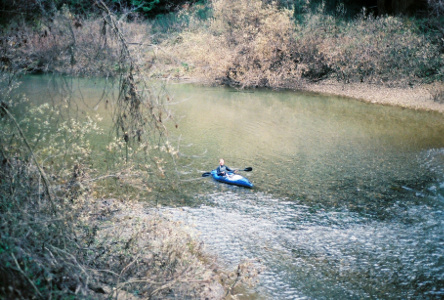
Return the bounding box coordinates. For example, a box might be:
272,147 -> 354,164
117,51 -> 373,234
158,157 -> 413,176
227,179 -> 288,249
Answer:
243,167 -> 253,172
202,172 -> 212,177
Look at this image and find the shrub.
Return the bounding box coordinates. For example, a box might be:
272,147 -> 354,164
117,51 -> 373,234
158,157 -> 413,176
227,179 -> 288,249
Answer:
164,0 -> 443,88
317,12 -> 443,84
0,79 -> 99,297
175,0 -> 304,88
428,0 -> 444,17
3,6 -> 152,77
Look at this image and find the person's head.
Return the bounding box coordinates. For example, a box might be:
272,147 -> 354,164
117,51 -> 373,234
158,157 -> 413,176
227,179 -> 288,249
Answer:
219,158 -> 225,166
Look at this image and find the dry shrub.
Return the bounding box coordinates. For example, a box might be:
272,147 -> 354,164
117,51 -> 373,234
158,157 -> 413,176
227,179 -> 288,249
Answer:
163,0 -> 443,88
0,82 -> 101,297
167,31 -> 231,81
175,0 -> 303,88
428,0 -> 444,17
292,12 -> 336,81
91,200 -> 226,299
4,6 -> 151,76
428,82 -> 444,103
0,159 -> 93,298
0,153 -> 227,298
316,12 -> 442,85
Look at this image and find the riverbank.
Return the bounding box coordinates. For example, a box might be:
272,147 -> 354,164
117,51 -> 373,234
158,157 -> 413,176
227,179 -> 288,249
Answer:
298,80 -> 444,114
2,0 -> 442,115
152,0 -> 443,113
174,76 -> 444,114
89,198 -> 227,299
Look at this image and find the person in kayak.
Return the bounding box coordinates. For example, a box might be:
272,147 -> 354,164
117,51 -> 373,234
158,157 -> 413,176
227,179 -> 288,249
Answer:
217,158 -> 236,177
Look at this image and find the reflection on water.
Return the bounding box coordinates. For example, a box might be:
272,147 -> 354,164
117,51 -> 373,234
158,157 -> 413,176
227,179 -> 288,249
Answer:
17,76 -> 444,299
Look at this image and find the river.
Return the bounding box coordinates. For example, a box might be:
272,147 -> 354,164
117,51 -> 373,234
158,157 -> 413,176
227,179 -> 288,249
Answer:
18,76 -> 444,299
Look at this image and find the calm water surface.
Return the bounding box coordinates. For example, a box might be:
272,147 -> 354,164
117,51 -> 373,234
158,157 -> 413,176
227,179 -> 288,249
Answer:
19,76 -> 444,299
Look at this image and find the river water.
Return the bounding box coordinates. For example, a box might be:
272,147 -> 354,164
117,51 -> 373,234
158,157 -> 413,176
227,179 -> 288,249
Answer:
18,76 -> 444,299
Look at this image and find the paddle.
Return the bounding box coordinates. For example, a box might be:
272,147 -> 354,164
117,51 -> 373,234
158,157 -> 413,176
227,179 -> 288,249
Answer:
202,167 -> 253,177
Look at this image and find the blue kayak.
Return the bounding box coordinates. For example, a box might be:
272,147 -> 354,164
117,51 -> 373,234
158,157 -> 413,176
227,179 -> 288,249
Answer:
211,170 -> 253,188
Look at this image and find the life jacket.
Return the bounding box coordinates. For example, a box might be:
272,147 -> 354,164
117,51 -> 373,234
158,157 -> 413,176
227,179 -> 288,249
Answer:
218,165 -> 228,175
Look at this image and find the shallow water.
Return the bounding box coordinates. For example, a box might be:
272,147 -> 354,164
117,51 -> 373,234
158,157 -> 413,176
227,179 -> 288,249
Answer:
163,83 -> 444,299
18,76 -> 444,299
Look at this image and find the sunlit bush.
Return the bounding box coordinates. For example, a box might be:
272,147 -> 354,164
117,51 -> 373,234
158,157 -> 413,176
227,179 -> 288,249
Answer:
175,0 -> 303,88
164,0 -> 443,88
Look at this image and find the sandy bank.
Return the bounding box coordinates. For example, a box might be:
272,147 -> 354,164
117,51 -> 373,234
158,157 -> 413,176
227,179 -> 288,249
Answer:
178,76 -> 444,114
299,79 -> 444,114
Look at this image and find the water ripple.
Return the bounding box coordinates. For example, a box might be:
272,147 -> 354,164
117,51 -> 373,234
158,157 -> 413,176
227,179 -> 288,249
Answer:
162,191 -> 444,299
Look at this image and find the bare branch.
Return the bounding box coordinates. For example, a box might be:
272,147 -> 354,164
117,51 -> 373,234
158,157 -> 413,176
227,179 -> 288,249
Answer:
1,104 -> 56,213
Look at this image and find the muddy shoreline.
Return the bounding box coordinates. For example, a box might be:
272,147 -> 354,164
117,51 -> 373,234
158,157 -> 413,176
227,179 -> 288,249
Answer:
298,79 -> 444,114
176,77 -> 444,114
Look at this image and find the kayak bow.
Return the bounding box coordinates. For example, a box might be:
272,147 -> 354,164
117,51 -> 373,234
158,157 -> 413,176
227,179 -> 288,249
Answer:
210,170 -> 253,188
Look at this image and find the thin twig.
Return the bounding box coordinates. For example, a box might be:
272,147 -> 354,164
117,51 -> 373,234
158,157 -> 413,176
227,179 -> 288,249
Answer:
116,253 -> 141,291
148,265 -> 192,298
11,252 -> 43,298
1,105 -> 56,214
